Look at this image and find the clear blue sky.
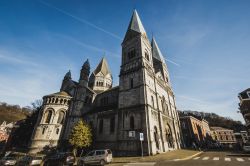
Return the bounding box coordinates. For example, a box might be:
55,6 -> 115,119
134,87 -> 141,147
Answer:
0,0 -> 249,122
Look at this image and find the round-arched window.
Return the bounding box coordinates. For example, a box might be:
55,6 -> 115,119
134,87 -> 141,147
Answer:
57,111 -> 65,124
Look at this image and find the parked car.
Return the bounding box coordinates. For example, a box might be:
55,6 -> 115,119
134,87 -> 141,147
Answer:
0,156 -> 18,166
44,152 -> 75,166
78,149 -> 112,166
243,143 -> 250,153
17,155 -> 44,166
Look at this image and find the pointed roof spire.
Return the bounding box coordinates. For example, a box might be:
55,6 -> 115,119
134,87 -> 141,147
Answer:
64,70 -> 71,79
93,57 -> 111,76
127,9 -> 146,34
151,37 -> 166,63
82,59 -> 90,69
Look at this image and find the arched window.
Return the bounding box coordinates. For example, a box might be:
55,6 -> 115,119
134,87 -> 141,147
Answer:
110,117 -> 115,133
45,110 -> 53,123
42,128 -> 46,135
57,111 -> 65,124
99,119 -> 103,134
130,78 -> 134,88
56,128 -> 60,134
145,50 -> 149,61
166,124 -> 173,148
151,96 -> 155,108
154,126 -> 159,149
130,116 -> 134,130
161,98 -> 165,112
128,48 -> 136,60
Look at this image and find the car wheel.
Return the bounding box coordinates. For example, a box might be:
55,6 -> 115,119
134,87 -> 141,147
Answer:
100,159 -> 106,166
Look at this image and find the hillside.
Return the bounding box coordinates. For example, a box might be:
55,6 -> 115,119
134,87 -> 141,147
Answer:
178,110 -> 246,132
0,102 -> 31,124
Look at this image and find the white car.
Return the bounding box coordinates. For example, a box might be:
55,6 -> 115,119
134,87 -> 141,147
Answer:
78,149 -> 112,166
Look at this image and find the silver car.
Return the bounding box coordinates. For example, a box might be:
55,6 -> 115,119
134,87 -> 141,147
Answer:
243,144 -> 250,153
17,155 -> 44,166
0,156 -> 17,166
78,149 -> 112,166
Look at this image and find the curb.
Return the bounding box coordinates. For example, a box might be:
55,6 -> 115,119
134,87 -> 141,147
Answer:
174,151 -> 203,161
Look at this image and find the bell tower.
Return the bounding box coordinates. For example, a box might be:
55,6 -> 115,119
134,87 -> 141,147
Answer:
118,10 -> 157,156
119,10 -> 154,108
79,59 -> 90,87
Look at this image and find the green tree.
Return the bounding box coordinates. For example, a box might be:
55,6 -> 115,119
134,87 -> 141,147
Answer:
69,120 -> 92,156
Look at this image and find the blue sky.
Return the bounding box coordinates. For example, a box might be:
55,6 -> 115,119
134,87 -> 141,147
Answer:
0,0 -> 250,122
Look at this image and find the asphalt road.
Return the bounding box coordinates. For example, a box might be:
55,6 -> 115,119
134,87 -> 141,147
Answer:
113,151 -> 250,166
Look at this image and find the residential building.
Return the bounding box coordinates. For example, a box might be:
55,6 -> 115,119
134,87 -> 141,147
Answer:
180,116 -> 211,147
238,88 -> 250,138
210,127 -> 236,146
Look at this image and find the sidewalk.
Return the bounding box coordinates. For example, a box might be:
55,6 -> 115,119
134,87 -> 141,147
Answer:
112,149 -> 202,164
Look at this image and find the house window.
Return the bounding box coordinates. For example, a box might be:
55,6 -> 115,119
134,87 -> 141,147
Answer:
45,110 -> 53,123
130,78 -> 134,88
110,117 -> 115,133
151,96 -> 155,108
57,111 -> 65,124
99,119 -> 103,134
130,116 -> 135,130
128,49 -> 136,60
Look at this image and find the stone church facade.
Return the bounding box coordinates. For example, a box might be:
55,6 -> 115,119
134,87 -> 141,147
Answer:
29,10 -> 182,156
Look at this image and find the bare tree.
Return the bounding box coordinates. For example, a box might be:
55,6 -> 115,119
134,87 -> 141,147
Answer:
31,99 -> 43,110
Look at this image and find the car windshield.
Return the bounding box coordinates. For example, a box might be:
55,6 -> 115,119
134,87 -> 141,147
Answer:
96,151 -> 105,155
86,151 -> 95,156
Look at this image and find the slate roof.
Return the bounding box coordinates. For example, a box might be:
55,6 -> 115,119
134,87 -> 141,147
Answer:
64,70 -> 71,79
82,59 -> 90,69
151,37 -> 166,63
46,91 -> 71,97
126,9 -> 146,34
123,10 -> 147,43
92,57 -> 111,76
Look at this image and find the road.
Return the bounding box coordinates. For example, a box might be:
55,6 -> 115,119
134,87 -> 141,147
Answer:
111,151 -> 250,166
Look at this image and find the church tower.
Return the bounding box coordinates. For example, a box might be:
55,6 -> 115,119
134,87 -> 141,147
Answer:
117,10 -> 158,156
79,59 -> 90,87
89,57 -> 112,93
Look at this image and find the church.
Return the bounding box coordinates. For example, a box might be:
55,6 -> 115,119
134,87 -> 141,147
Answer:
29,10 -> 182,156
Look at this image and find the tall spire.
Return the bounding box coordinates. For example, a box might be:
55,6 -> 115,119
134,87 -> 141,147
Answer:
93,57 -> 111,76
127,9 -> 146,34
79,59 -> 90,86
123,10 -> 147,43
151,37 -> 166,63
64,70 -> 71,80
